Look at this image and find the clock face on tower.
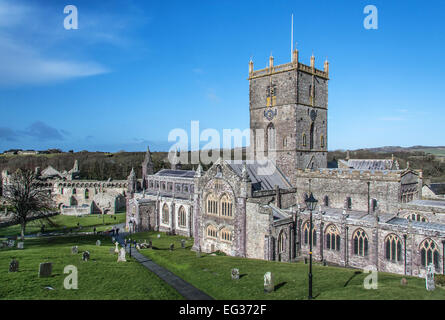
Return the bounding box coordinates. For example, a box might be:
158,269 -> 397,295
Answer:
310,109 -> 317,122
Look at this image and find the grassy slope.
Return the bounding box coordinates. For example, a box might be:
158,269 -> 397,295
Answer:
130,231 -> 445,300
0,235 -> 182,300
0,213 -> 126,238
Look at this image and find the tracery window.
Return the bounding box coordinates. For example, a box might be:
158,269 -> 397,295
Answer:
406,213 -> 427,222
302,133 -> 307,147
420,238 -> 440,270
85,189 -> 89,199
325,224 -> 340,251
206,193 -> 218,216
220,194 -> 233,218
178,206 -> 186,227
385,234 -> 402,262
162,203 -> 169,224
220,228 -> 232,243
303,221 -> 317,247
206,225 -> 217,239
320,135 -> 325,148
353,229 -> 368,257
278,231 -> 285,253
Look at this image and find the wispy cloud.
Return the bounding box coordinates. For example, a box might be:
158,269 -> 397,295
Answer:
0,121 -> 67,142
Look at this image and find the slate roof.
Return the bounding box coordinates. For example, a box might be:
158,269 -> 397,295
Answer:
225,160 -> 293,191
428,183 -> 445,195
338,159 -> 398,170
407,199 -> 445,209
155,169 -> 195,179
387,217 -> 445,232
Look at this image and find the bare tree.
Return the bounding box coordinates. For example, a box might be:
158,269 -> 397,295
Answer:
3,169 -> 55,240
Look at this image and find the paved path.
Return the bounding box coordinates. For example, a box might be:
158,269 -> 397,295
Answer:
115,232 -> 213,300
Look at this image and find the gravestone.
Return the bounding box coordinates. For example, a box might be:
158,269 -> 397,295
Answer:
264,272 -> 274,293
9,259 -> 19,272
426,263 -> 435,291
117,247 -> 126,262
71,246 -> 78,254
17,242 -> 24,249
96,240 -> 101,246
196,245 -> 202,258
157,234 -> 161,239
400,278 -> 408,286
39,262 -> 52,277
231,268 -> 240,280
114,242 -> 119,254
169,243 -> 174,251
181,239 -> 186,249
8,240 -> 15,248
82,251 -> 90,262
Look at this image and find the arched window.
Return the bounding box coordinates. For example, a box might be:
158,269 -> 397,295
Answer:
72,188 -> 77,195
320,135 -> 325,148
420,239 -> 440,270
353,229 -> 369,257
325,224 -> 340,251
220,228 -> 232,243
283,137 -> 287,147
371,199 -> 378,212
206,225 -> 217,239
206,193 -> 218,216
220,194 -> 233,218
60,188 -> 64,195
303,221 -> 317,247
178,206 -> 186,227
162,204 -> 169,224
385,234 -> 402,262
309,122 -> 314,150
85,189 -> 89,199
266,123 -> 276,152
323,195 -> 329,207
302,133 -> 307,147
278,231 -> 285,253
346,197 -> 352,210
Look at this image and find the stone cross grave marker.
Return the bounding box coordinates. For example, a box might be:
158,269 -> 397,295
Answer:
82,251 -> 90,262
117,247 -> 126,262
96,240 -> 101,246
9,259 -> 19,272
426,263 -> 435,291
181,239 -> 186,249
231,268 -> 240,280
114,242 -> 119,254
39,262 -> 52,278
17,242 -> 24,249
71,246 -> 78,254
264,272 -> 274,293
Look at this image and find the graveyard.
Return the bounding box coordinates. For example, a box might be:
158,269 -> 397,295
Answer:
0,234 -> 182,300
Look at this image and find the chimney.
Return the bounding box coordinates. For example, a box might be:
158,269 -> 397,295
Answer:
249,59 -> 254,75
269,55 -> 274,69
293,48 -> 299,63
324,58 -> 329,74
310,53 -> 315,68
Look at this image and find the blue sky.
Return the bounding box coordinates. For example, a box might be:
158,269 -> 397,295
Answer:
0,0 -> 443,152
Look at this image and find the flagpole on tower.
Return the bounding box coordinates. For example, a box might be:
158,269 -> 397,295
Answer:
291,13 -> 294,61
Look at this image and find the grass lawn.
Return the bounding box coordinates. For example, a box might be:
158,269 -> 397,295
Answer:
0,234 -> 182,300
129,231 -> 445,300
0,213 -> 126,238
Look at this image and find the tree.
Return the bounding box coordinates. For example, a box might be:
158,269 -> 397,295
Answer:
3,169 -> 55,240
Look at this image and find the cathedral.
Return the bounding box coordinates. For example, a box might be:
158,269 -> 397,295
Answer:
126,47 -> 445,277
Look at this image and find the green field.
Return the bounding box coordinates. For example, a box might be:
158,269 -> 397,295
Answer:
0,213 -> 126,238
130,231 -> 445,300
0,235 -> 182,300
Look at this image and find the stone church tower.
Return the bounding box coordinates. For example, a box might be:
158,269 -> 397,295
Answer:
248,48 -> 329,184
142,146 -> 154,189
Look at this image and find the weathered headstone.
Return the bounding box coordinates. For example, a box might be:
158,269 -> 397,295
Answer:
17,242 -> 24,249
39,262 -> 52,277
117,247 -> 126,262
426,263 -> 435,291
264,272 -> 274,293
114,242 -> 119,254
157,234 -> 161,239
8,240 -> 15,248
181,239 -> 186,249
231,268 -> 240,280
71,246 -> 78,254
169,243 -> 174,251
400,278 -> 408,286
82,251 -> 90,262
9,259 -> 19,272
96,240 -> 101,246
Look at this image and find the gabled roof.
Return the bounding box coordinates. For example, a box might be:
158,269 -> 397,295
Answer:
225,160 -> 293,191
338,159 -> 399,170
41,166 -> 62,178
427,183 -> 445,195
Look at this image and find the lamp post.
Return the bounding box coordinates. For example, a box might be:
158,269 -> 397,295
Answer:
305,192 -> 318,300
